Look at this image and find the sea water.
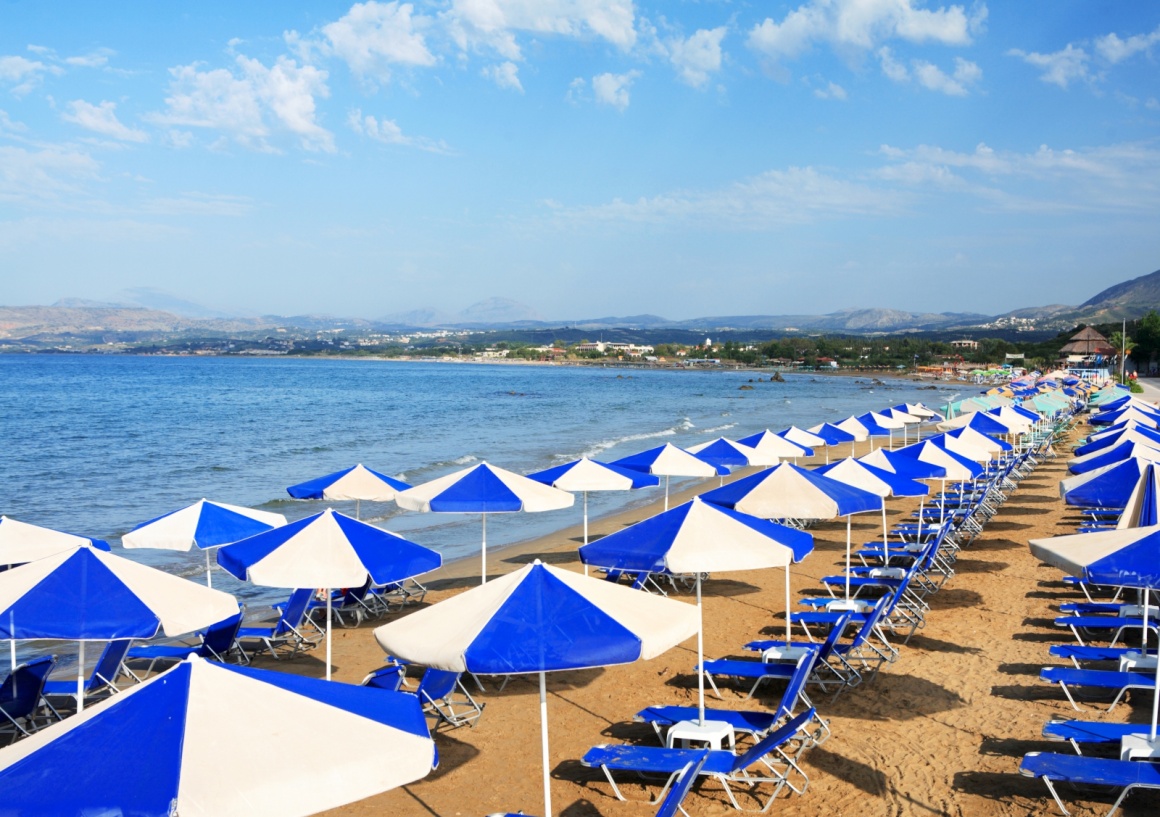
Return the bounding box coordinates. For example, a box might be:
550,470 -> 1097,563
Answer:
0,354 -> 961,610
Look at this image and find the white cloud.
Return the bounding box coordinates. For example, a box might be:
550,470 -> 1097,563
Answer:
557,166 -> 907,228
63,100 -> 149,143
143,192 -> 253,217
1147,98 -> 1160,111
1007,44 -> 1090,89
0,54 -> 61,95
814,80 -> 847,100
317,1 -> 437,81
482,60 -> 523,91
1095,25 -> 1160,64
64,49 -> 114,69
592,70 -> 639,111
149,55 -> 334,152
877,46 -> 909,81
443,0 -> 637,62
0,109 -> 26,133
912,56 -> 981,95
748,0 -> 982,61
0,145 -> 101,205
667,27 -> 726,88
566,76 -> 587,104
347,108 -> 453,153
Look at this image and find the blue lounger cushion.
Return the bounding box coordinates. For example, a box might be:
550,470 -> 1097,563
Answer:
697,659 -> 797,681
1043,720 -> 1154,746
1020,751 -> 1160,813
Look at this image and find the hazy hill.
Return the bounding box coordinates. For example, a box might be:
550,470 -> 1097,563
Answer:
1077,268 -> 1160,321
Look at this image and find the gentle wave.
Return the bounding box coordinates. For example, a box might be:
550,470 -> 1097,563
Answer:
576,417 -> 696,460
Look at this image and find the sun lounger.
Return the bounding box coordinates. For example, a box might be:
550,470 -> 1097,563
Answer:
0,656 -> 61,741
1054,614 -> 1159,648
1039,666 -> 1156,712
43,639 -> 136,709
127,607 -> 247,675
1020,751 -> 1160,816
414,668 -> 485,729
1042,719 -> 1155,754
582,708 -> 817,812
236,588 -> 320,659
745,612 -> 854,694
1049,644 -> 1153,668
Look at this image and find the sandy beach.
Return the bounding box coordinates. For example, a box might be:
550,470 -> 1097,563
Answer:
201,422 -> 1153,817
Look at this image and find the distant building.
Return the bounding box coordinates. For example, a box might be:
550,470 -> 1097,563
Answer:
576,342 -> 607,353
950,339 -> 979,350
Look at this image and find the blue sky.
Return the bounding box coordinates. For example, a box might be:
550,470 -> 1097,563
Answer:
2,1 -> 1158,321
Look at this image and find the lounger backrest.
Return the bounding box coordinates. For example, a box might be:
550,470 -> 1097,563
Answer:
654,752 -> 709,817
730,707 -> 815,772
200,608 -> 244,658
361,664 -> 406,692
846,597 -> 890,649
773,646 -> 819,720
92,640 -> 132,687
276,588 -> 314,635
0,656 -> 55,717
814,612 -> 853,663
418,668 -> 461,702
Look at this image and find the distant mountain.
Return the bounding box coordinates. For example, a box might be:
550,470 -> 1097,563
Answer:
1077,268 -> 1160,321
115,287 -> 247,320
379,298 -> 542,328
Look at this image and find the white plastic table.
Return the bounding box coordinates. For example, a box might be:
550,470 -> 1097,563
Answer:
1120,733 -> 1160,760
667,719 -> 735,751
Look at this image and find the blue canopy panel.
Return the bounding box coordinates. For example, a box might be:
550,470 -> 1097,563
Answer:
864,449 -> 947,480
463,565 -> 642,673
1091,407 -> 1160,426
1069,442 -> 1160,475
191,502 -> 277,549
816,461 -> 929,498
808,423 -> 857,445
1139,467 -> 1160,527
689,438 -> 757,470
700,463 -> 881,516
894,442 -> 985,479
526,459 -> 658,489
287,465 -> 411,499
332,514 -> 442,585
218,662 -> 432,738
853,413 -> 892,437
1081,528 -> 1160,588
0,548 -> 161,640
427,465 -> 528,512
737,430 -> 813,457
609,445 -> 728,476
947,427 -> 1013,452
0,659 -> 189,815
577,501 -> 813,571
962,412 -> 1011,436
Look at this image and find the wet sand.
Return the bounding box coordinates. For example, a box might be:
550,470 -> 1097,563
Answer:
240,425 -> 1154,817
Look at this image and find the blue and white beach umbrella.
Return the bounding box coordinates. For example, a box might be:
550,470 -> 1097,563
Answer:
1068,441 -> 1160,475
217,508 -> 442,680
859,447 -> 949,481
686,437 -> 778,484
806,422 -> 858,462
579,496 -> 813,721
0,546 -> 238,710
286,463 -> 412,519
879,407 -> 923,445
122,499 -> 287,587
1118,464 -> 1160,529
1075,427 -> 1160,458
0,516 -> 109,568
937,410 -> 1014,436
0,656 -> 436,817
736,429 -> 813,461
857,411 -> 907,449
777,426 -> 828,451
526,457 -> 657,546
610,442 -> 726,510
1060,458 -> 1153,509
374,560 -> 699,817
946,426 -> 1014,454
1030,526 -> 1160,743
395,462 -> 573,584
816,457 -> 928,565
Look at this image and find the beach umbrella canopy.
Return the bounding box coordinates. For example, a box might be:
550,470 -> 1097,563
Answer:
122,499 -> 287,587
777,426 -> 828,449
806,422 -> 859,462
880,407 -> 923,445
0,545 -> 238,708
926,432 -> 994,463
217,508 -> 442,680
937,411 -> 1013,435
859,447 -> 948,481
893,403 -> 943,420
1068,441 -> 1160,475
946,426 -> 1013,454
579,497 -> 812,722
0,517 -> 109,568
526,457 -> 658,545
0,656 -> 436,817
737,429 -> 813,459
1060,459 -> 1152,508
1075,427 -> 1160,458
1090,406 -> 1160,428
374,561 -> 699,817
832,417 -> 872,442
686,437 -> 777,482
895,440 -> 984,481
287,464 -> 412,518
1029,525 -> 1160,742
1118,464 -> 1160,529
395,462 -> 572,583
610,442 -> 726,510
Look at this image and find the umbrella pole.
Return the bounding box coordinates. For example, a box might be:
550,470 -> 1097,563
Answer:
697,573 -> 706,725
326,593 -> 333,682
205,549 -> 213,588
1144,588 -> 1150,653
356,499 -> 360,521
9,611 -> 14,673
664,476 -> 670,511
583,492 -> 589,576
77,640 -> 85,713
882,502 -> 889,564
481,514 -> 488,585
785,564 -> 792,643
917,496 -> 924,548
540,670 -> 552,817
844,515 -> 852,600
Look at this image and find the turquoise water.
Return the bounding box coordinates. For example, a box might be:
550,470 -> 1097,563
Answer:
0,355 -> 959,607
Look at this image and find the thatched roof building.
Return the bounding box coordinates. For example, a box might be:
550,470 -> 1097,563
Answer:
1059,326 -> 1116,357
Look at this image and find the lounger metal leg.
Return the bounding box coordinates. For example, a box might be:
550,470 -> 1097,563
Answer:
1040,776 -> 1071,816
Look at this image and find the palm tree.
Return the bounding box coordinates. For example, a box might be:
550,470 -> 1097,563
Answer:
1108,330 -> 1137,383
